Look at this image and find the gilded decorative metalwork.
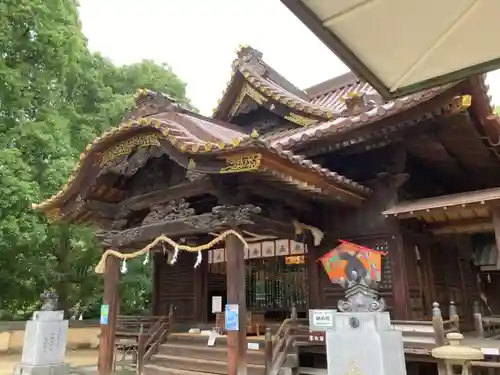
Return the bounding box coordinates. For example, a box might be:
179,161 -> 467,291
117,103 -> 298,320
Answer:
220,153 -> 262,174
284,112 -> 319,127
229,84 -> 268,117
100,134 -> 161,166
461,94 -> 472,108
187,158 -> 196,169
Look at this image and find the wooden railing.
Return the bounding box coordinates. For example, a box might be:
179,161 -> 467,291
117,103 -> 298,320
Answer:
114,305 -> 174,375
473,300 -> 500,339
137,305 -> 174,375
264,306 -> 308,375
392,301 -> 460,352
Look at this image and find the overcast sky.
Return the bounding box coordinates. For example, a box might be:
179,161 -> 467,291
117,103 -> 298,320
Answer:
78,0 -> 500,116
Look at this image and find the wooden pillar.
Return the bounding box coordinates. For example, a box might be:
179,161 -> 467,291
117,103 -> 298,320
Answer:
194,256 -> 208,323
152,252 -> 160,315
98,255 -> 120,375
226,233 -> 247,375
307,243 -> 321,309
388,223 -> 410,319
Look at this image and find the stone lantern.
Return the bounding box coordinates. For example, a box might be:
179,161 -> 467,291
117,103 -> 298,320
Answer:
431,332 -> 484,375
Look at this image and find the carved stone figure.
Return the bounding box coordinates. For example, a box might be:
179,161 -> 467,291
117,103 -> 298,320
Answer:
40,291 -> 58,311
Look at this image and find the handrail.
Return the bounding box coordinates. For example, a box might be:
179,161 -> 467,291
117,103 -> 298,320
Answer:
265,306 -> 308,375
473,300 -> 500,338
137,304 -> 175,375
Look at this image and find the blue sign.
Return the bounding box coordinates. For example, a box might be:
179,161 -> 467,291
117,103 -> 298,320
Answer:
225,304 -> 239,331
100,304 -> 109,325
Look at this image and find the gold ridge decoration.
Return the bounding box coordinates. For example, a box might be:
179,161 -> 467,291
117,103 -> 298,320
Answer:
284,112 -> 319,127
240,68 -> 334,119
220,153 -> 262,174
211,43 -> 250,116
94,229 -> 249,274
187,158 -> 196,169
229,84 -> 268,117
461,94 -> 472,109
100,134 -> 161,166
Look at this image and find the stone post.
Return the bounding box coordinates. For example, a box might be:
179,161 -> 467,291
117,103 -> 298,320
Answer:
13,292 -> 70,375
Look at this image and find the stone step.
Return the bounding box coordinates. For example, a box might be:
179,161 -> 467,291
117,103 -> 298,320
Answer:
144,364 -> 215,375
151,354 -> 265,375
159,342 -> 265,364
168,333 -> 266,349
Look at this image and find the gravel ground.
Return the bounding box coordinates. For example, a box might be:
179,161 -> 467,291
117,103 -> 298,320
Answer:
0,349 -> 98,375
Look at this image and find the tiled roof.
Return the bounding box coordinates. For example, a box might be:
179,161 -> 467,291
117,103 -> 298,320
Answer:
212,46 -> 337,120
270,85 -> 452,149
212,46 -> 457,150
33,103 -> 371,216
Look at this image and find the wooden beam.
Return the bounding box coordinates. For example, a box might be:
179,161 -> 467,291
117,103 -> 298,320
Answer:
100,205 -> 263,248
247,215 -> 298,240
99,213 -> 229,248
226,232 -> 247,375
428,217 -> 493,235
491,208 -> 500,269
85,200 -> 120,218
121,178 -> 213,212
97,255 -> 120,375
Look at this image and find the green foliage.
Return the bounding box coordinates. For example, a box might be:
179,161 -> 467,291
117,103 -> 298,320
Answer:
495,106 -> 500,115
0,0 -> 193,319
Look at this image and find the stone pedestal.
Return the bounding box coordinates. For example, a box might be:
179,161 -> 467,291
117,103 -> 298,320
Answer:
13,311 -> 69,375
325,311 -> 406,375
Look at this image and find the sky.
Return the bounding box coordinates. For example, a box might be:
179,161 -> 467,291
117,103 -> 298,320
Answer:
78,0 -> 500,116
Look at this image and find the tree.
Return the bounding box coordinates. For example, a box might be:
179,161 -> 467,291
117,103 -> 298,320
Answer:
0,0 -> 194,318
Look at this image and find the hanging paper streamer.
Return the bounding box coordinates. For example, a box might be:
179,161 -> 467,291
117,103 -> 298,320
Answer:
120,259 -> 128,274
318,240 -> 387,286
94,230 -> 249,274
143,251 -> 149,265
194,251 -> 202,268
170,246 -> 179,265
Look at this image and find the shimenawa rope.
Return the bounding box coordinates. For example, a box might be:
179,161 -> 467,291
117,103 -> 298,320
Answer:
94,229 -> 248,274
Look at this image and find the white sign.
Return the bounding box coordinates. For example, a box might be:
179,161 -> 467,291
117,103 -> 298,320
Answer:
212,296 -> 222,313
481,348 -> 500,356
312,310 -> 334,327
207,330 -> 218,347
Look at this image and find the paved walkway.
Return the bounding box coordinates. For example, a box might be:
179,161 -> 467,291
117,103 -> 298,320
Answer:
0,349 -> 98,375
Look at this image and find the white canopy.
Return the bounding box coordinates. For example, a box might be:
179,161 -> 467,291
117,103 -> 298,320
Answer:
282,0 -> 500,99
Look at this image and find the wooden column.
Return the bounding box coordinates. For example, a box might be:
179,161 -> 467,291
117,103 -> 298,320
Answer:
98,255 -> 120,375
307,243 -> 321,309
194,256 -> 208,323
226,233 -> 247,375
388,230 -> 410,319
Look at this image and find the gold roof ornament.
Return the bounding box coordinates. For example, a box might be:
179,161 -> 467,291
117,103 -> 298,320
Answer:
461,94 -> 472,109
187,158 -> 196,170
250,129 -> 259,138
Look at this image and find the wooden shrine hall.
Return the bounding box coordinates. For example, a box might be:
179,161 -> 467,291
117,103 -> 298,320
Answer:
34,46 -> 500,375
